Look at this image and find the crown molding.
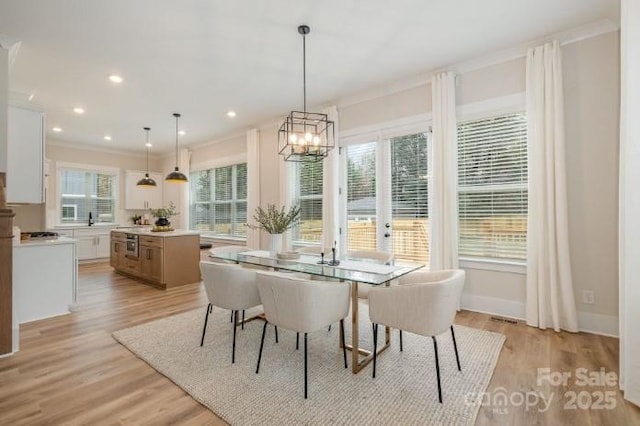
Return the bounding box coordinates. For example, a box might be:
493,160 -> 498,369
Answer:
336,18 -> 619,109
453,18 -> 619,75
0,35 -> 20,68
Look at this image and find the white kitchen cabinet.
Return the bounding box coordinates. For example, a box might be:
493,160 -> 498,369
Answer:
7,106 -> 45,203
73,228 -> 112,260
125,170 -> 163,210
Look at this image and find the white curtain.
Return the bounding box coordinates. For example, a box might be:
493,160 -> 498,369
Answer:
429,71 -> 459,270
525,41 -> 578,333
246,129 -> 260,249
279,146 -> 294,251
322,105 -> 340,254
177,148 -> 191,230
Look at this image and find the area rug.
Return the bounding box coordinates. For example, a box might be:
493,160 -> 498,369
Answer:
113,305 -> 505,425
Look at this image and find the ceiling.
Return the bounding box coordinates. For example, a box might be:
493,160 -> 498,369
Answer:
0,0 -> 619,154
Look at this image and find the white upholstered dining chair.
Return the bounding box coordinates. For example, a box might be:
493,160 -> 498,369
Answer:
346,250 -> 395,299
368,269 -> 466,403
199,261 -> 263,364
254,271 -> 350,399
207,244 -> 269,324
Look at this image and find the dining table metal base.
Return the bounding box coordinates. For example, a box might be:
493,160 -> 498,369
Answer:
346,281 -> 391,374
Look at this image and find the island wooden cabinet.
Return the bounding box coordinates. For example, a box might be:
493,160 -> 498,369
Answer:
110,230 -> 200,289
110,232 -> 126,269
139,235 -> 163,285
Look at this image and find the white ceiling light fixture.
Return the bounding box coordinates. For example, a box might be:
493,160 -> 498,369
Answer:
108,74 -> 124,84
103,135 -> 112,141
137,127 -> 157,187
178,130 -> 186,136
227,110 -> 236,118
165,113 -> 188,183
52,126 -> 62,132
278,24 -> 335,163
73,107 -> 85,114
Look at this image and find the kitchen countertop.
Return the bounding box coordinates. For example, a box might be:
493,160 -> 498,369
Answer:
111,228 -> 200,237
53,224 -> 123,229
14,236 -> 77,247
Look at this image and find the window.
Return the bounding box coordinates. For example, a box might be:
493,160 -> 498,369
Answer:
293,161 -> 323,244
346,141 -> 377,252
61,204 -> 77,221
190,163 -> 247,238
390,133 -> 430,264
457,112 -> 528,260
59,169 -> 117,224
344,132 -> 430,264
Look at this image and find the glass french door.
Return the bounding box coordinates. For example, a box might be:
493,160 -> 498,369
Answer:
342,132 -> 430,264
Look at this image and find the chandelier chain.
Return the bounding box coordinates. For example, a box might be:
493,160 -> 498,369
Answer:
303,30 -> 306,113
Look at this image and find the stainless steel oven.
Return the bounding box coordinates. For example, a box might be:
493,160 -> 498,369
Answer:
125,233 -> 139,258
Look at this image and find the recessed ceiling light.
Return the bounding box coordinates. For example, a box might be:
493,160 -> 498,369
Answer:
104,135 -> 112,141
178,130 -> 186,136
145,142 -> 152,148
52,127 -> 62,132
227,110 -> 236,118
108,75 -> 124,83
73,107 -> 85,114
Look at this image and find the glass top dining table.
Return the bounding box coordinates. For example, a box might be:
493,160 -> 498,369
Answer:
208,249 -> 425,373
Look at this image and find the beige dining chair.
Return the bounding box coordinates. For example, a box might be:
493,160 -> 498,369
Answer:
208,244 -> 271,324
255,271 -> 350,399
368,269 -> 466,403
199,261 -> 264,364
345,250 -> 395,299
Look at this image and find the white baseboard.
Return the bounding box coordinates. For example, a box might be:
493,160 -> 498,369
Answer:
461,293 -> 526,320
461,293 -> 619,337
0,350 -> 17,359
577,311 -> 619,337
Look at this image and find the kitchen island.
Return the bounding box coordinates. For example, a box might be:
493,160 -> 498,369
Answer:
110,229 -> 200,289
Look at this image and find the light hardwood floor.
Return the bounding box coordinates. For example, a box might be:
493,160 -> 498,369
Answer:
0,260 -> 638,425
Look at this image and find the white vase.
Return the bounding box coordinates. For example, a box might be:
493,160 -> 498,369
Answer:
269,233 -> 283,258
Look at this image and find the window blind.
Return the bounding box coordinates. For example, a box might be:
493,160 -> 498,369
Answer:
293,161 -> 323,243
189,163 -> 247,238
457,112 -> 527,259
390,132 -> 430,264
60,169 -> 116,223
346,142 -> 377,252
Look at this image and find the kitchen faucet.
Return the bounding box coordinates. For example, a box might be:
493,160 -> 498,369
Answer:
88,211 -> 94,226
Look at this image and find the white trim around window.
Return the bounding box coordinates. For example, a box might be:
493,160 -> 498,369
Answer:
191,153 -> 247,173
55,161 -> 119,226
340,113 -> 433,146
456,92 -> 526,122
459,257 -> 526,274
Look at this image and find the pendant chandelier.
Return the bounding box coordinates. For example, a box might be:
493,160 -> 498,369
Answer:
278,25 -> 335,162
137,127 -> 157,187
165,112 -> 188,183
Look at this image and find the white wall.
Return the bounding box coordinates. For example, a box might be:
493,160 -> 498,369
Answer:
564,32 -> 620,329
190,134 -> 245,167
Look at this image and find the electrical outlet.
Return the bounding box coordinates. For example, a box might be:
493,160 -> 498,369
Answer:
583,290 -> 595,304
